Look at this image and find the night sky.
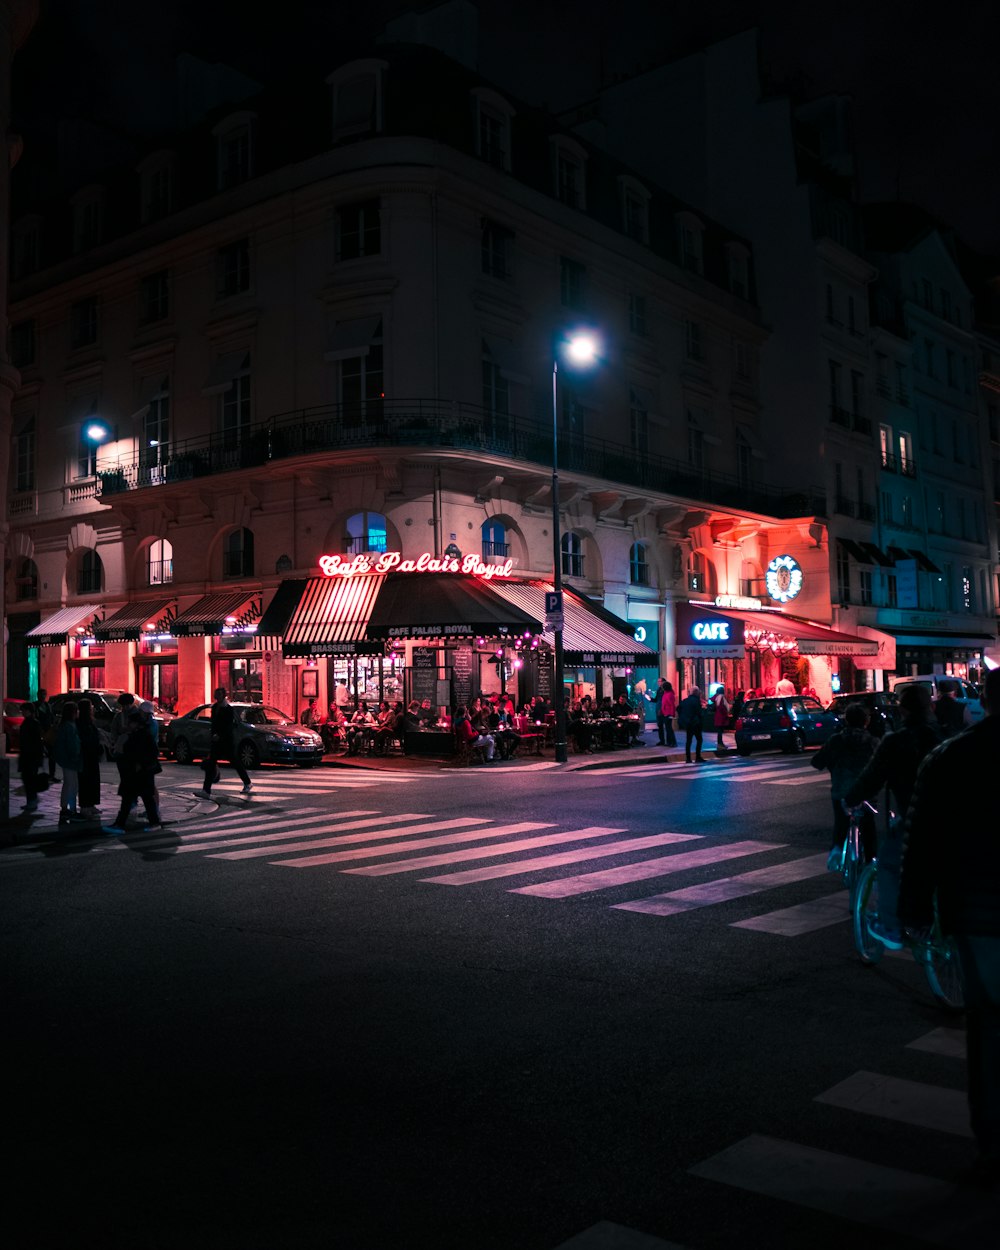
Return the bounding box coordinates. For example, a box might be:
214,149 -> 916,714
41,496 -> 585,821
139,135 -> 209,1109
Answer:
13,0 -> 1000,254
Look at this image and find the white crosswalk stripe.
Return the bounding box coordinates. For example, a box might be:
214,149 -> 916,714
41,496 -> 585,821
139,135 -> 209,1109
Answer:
814,1070 -> 973,1138
730,890 -> 850,936
611,852 -> 829,917
212,816 -> 496,861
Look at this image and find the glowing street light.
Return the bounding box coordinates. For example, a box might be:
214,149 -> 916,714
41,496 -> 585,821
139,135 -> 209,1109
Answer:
84,420 -> 111,443
551,329 -> 601,763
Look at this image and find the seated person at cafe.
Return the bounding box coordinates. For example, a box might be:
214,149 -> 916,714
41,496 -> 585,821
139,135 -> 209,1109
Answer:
613,693 -> 643,745
488,709 -> 521,759
454,705 -> 496,761
373,701 -> 402,755
567,703 -> 595,753
403,700 -> 422,733
531,695 -> 552,720
300,699 -> 319,726
418,698 -> 438,728
320,703 -> 347,752
347,702 -> 376,754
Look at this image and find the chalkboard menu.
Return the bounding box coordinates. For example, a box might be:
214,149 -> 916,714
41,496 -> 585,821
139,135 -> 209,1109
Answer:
451,645 -> 474,710
536,651 -> 553,702
410,647 -> 438,704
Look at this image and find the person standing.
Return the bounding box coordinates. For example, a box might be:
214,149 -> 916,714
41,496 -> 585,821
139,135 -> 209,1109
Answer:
775,675 -> 796,696
658,680 -> 678,748
17,702 -> 45,814
899,668 -> 1000,1190
35,688 -> 57,780
53,700 -> 83,825
104,711 -> 163,833
677,687 -> 705,763
712,687 -> 732,754
933,679 -> 967,739
196,687 -> 252,797
76,697 -> 103,820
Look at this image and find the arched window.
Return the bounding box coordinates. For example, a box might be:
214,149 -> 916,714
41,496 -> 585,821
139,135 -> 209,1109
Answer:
77,549 -> 104,595
629,542 -> 649,586
482,520 -> 508,560
148,538 -> 173,586
15,557 -> 38,601
346,511 -> 387,555
223,528 -> 254,578
561,532 -> 584,578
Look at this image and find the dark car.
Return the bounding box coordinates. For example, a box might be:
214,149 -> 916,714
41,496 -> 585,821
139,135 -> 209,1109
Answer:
734,695 -> 841,756
166,703 -> 325,770
826,691 -> 900,739
3,697 -> 27,751
48,690 -> 173,756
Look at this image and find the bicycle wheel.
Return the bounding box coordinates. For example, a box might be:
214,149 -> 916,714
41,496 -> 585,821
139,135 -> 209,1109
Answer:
918,935 -> 965,1011
852,860 -> 883,964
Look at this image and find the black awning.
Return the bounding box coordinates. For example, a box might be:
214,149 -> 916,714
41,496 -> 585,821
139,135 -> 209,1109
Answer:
171,592 -> 261,636
365,573 -> 543,641
93,597 -> 175,641
836,537 -> 870,563
910,549 -> 942,574
887,546 -> 915,565
858,541 -> 894,568
256,580 -> 309,644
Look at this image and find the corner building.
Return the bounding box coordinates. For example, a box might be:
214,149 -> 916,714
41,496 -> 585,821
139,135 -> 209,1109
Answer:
8,23 -> 861,715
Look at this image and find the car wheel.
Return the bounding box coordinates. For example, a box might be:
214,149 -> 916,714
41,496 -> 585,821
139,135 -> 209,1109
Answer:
238,740 -> 260,771
172,737 -> 193,765
736,743 -> 752,757
790,731 -> 806,754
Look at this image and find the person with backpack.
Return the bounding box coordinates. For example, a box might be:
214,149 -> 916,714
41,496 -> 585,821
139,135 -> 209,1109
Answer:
811,702 -> 877,870
677,687 -> 705,763
843,684 -> 944,948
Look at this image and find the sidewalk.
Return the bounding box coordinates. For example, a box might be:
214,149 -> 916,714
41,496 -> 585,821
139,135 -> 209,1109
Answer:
324,737 -> 702,773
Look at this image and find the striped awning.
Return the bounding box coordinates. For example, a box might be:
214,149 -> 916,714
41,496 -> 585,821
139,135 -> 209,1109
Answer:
92,598 -> 175,641
26,603 -> 103,647
171,592 -> 261,637
489,581 -> 656,666
282,575 -> 386,656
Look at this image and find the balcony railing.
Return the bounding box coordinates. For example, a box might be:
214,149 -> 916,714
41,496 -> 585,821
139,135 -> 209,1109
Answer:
834,495 -> 855,516
482,541 -> 510,559
91,397 -> 826,520
856,501 -> 876,522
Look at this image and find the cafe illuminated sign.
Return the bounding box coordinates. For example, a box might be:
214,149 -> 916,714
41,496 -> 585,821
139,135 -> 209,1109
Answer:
319,551 -> 514,579
691,620 -> 730,642
765,555 -> 803,603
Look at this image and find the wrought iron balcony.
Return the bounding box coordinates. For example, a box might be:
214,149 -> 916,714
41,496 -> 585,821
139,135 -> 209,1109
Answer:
92,397 -> 825,520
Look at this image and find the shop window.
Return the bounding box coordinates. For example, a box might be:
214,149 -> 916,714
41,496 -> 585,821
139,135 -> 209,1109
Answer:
629,542 -> 649,586
77,549 -> 104,595
15,557 -> 38,601
336,199 -> 380,260
147,538 -> 173,586
561,532 -> 584,578
223,528 -> 254,578
482,520 -> 508,560
346,512 -> 387,555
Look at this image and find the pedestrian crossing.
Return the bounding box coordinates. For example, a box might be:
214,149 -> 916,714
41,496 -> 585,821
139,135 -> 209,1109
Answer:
161,765 -> 430,799
581,758 -> 830,787
2,802 -> 867,939
689,1025 -> 995,1247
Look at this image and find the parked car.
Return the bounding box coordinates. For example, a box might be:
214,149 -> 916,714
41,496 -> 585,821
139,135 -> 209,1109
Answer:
3,697 -> 27,751
734,695 -> 841,756
890,674 -> 986,727
166,703 -> 324,769
826,691 -> 901,739
48,690 -> 173,756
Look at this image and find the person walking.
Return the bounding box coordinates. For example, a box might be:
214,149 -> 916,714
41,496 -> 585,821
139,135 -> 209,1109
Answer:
17,702 -> 45,814
712,687 -> 732,754
104,711 -> 163,833
810,703 -> 877,870
899,668 -> 1000,1190
35,688 -> 57,780
842,685 -> 943,948
53,700 -> 83,825
196,687 -> 252,797
77,697 -> 103,820
677,687 -> 705,763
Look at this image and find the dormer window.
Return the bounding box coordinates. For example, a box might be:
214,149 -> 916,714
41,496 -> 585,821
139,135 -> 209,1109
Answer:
675,212 -> 704,274
137,151 -> 175,223
327,60 -> 386,142
726,242 -> 750,299
213,113 -> 256,190
619,177 -> 650,244
71,187 -> 105,254
551,137 -> 587,210
472,88 -> 514,171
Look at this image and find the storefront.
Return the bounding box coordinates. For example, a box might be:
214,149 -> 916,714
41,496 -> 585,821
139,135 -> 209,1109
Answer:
170,591 -> 262,709
25,602 -> 104,692
92,598 -> 177,710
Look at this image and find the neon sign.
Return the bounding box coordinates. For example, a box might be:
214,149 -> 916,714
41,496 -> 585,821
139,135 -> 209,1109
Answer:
765,555 -> 803,603
692,620 -> 730,642
318,551 -> 514,579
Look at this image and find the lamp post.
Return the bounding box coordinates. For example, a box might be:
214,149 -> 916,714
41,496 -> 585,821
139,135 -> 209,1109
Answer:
551,331 -> 599,763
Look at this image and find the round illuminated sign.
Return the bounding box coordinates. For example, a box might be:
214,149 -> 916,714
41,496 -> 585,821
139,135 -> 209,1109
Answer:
633,625 -> 647,644
765,555 -> 803,603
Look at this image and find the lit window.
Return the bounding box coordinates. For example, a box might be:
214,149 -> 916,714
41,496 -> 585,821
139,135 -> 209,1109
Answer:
346,512 -> 388,555
482,520 -> 508,560
148,538 -> 173,586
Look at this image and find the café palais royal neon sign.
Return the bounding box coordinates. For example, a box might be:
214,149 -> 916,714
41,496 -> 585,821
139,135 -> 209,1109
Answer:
318,551 -> 514,579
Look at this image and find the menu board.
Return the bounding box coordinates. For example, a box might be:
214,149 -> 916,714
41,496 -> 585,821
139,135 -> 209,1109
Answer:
451,645 -> 474,710
263,652 -> 296,719
410,647 -> 438,704
536,652 -> 553,702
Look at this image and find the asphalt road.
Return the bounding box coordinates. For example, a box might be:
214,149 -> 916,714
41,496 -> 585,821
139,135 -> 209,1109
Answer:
0,754 -> 992,1250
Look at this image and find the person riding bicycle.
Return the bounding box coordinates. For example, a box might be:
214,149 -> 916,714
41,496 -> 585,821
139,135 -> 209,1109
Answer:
843,685 -> 943,949
811,702 -> 877,872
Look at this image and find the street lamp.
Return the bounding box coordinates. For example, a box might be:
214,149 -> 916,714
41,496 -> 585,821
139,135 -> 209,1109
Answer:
84,420 -> 111,444
551,329 -> 600,763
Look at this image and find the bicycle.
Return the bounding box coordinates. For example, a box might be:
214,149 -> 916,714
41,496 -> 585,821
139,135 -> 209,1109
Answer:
831,800 -> 877,905
852,858 -> 965,1010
